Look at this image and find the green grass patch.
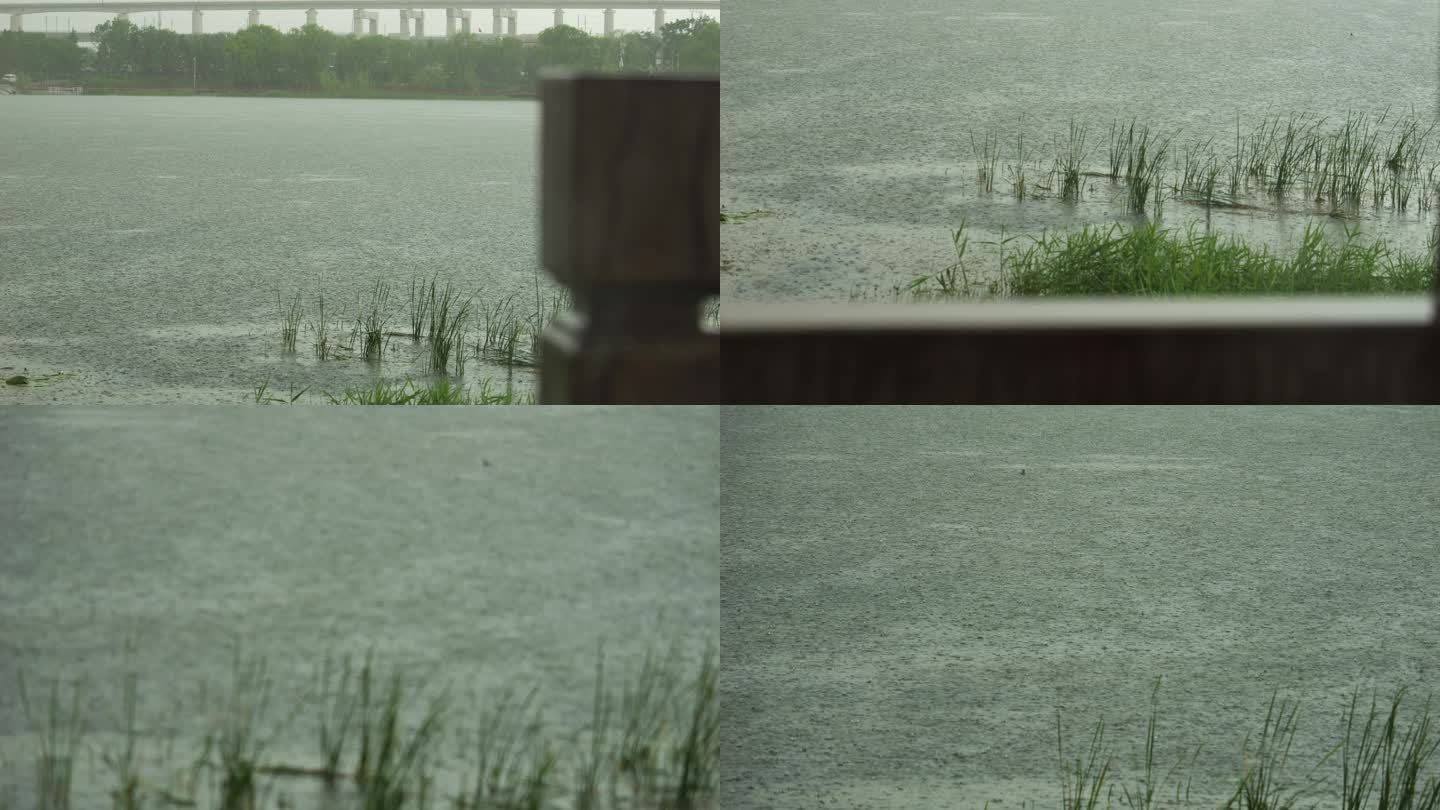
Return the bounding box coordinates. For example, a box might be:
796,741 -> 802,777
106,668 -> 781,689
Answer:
997,221 -> 1430,296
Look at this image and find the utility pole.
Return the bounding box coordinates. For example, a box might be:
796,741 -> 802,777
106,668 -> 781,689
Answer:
192,56 -> 197,91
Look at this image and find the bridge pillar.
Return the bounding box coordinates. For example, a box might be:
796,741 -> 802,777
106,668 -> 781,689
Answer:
506,11 -> 515,35
553,8 -> 563,28
305,8 -> 317,26
8,13 -> 21,31
398,9 -> 409,36
603,8 -> 614,36
191,9 -> 202,34
352,8 -> 363,34
247,8 -> 258,27
460,9 -> 470,34
115,12 -> 129,21
492,8 -> 501,36
445,7 -> 454,36
653,8 -> 664,32
412,9 -> 423,37
367,11 -> 377,33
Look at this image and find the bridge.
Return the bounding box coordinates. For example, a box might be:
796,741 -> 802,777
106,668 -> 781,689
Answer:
0,1 -> 719,36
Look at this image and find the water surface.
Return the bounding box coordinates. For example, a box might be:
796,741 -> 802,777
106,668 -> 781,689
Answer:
721,406 -> 1440,809
1,95 -> 548,403
0,406 -> 718,807
721,0 -> 1440,300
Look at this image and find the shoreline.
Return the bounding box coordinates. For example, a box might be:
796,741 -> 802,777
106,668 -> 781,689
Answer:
9,86 -> 537,101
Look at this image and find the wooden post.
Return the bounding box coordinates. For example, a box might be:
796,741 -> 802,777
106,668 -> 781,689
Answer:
538,72 -> 719,404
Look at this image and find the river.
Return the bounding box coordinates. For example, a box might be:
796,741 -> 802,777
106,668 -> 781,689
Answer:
1,94 -> 553,403
721,406 -> 1440,809
721,0 -> 1440,301
0,405 -> 719,808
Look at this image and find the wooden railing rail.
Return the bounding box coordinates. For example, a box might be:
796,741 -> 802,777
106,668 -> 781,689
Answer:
538,72 -> 719,404
723,297 -> 1440,403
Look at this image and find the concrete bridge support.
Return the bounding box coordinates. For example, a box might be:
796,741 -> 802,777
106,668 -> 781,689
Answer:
506,10 -> 515,35
653,8 -> 663,32
247,8 -> 258,27
191,9 -> 202,34
8,13 -> 21,30
398,8 -> 422,37
115,12 -> 129,22
305,7 -> 317,25
353,9 -> 379,35
603,7 -> 613,36
552,7 -> 562,28
444,8 -> 471,36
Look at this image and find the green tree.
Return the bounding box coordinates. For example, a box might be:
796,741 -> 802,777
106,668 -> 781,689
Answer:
616,31 -> 659,72
93,18 -> 137,75
533,24 -> 599,71
674,16 -> 718,71
287,23 -> 336,88
225,24 -> 286,87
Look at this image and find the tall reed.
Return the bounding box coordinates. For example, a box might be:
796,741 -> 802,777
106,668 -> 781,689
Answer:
17,672 -> 85,810
971,130 -> 1000,193
1054,119 -> 1091,201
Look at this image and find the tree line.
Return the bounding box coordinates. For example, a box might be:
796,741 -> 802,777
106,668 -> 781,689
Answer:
0,15 -> 717,91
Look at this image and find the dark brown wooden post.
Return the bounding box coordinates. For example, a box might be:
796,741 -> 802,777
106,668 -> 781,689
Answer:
538,72 -> 719,404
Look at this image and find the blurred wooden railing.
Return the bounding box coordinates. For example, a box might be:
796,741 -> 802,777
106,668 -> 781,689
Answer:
723,295 -> 1439,403
538,73 -> 1438,404
538,72 -> 718,404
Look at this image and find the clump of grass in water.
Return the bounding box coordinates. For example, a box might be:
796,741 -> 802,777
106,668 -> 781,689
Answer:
971,130 -> 1000,193
408,273 -> 435,341
1107,118 -> 1135,182
460,686 -> 556,810
671,644 -> 719,809
1054,119 -> 1091,201
216,648 -> 273,810
351,656 -> 450,810
277,292 -> 303,354
1057,709 -> 1113,810
1221,690 -> 1307,810
427,280 -> 473,376
1337,686 -> 1440,810
101,671 -> 145,810
1118,677 -> 1201,810
360,280 -> 393,362
1006,125 -> 1030,200
316,652 -> 358,786
311,290 -> 332,361
1271,113 -> 1320,200
1126,125 -> 1174,215
17,671 -> 85,810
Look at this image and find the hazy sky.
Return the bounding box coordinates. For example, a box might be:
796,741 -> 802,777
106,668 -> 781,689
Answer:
3,5 -> 716,36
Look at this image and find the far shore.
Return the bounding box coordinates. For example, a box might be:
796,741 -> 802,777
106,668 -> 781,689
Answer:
10,84 -> 538,101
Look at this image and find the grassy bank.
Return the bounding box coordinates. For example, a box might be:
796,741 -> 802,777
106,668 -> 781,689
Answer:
1047,679 -> 1440,810
8,639 -> 718,810
852,220 -> 1434,301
